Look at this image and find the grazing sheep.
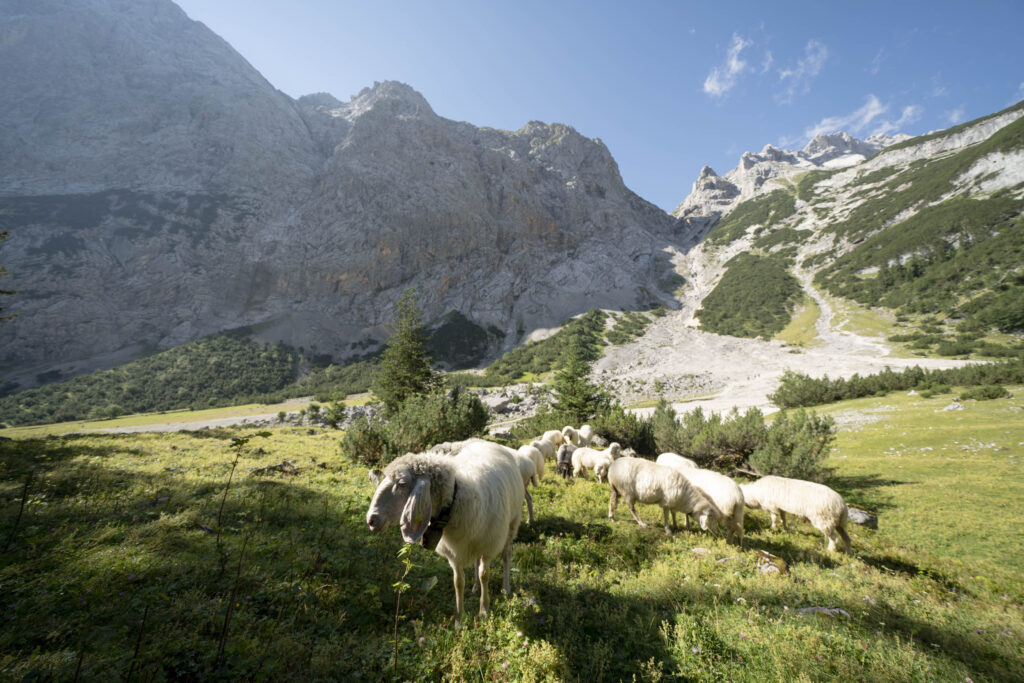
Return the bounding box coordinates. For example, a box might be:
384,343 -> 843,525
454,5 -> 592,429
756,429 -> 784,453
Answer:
561,425 -> 580,447
513,451 -> 538,524
517,443 -> 545,483
572,442 -> 622,482
656,452 -> 697,471
365,441 -> 525,617
541,430 -> 564,448
739,476 -> 851,554
578,424 -> 595,447
657,456 -> 745,546
556,443 -> 575,479
531,439 -> 556,463
607,457 -> 721,534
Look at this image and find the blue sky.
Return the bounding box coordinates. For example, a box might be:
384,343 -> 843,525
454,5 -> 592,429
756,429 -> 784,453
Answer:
174,0 -> 1024,211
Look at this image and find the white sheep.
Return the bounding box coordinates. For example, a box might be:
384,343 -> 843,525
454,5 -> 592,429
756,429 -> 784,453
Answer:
513,450 -> 538,525
607,457 -> 721,535
572,442 -> 621,482
577,424 -> 595,447
561,425 -> 580,446
739,476 -> 851,554
366,441 -> 525,617
656,452 -> 697,470
541,430 -> 564,448
531,439 -> 556,464
657,455 -> 745,546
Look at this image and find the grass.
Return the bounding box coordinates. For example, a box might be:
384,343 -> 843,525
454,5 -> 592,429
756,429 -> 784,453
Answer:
774,295 -> 822,347
825,293 -> 903,341
1,393 -> 1023,680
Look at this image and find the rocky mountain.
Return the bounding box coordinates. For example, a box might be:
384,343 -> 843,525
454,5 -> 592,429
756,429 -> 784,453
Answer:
671,131 -> 908,230
0,0 -> 679,391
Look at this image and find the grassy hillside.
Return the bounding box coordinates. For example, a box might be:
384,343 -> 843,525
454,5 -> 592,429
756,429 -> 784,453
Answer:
705,189 -> 797,246
0,333 -> 303,426
1,390 -> 1022,679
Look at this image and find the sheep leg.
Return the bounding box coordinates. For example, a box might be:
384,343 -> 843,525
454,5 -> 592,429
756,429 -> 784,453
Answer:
626,498 -> 648,528
502,537 -> 513,596
477,557 -> 490,616
662,508 -> 672,535
779,511 -> 788,530
524,487 -> 534,525
670,510 -> 678,531
837,524 -> 852,554
608,485 -> 619,519
452,562 -> 465,618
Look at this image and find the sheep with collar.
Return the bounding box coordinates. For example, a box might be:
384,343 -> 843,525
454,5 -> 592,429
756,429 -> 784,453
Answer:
607,457 -> 721,534
365,441 -> 524,617
739,475 -> 851,554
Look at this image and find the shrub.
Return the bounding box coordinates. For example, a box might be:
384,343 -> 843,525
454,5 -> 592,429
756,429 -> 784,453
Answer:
340,388 -> 488,468
651,403 -> 767,470
589,404 -> 656,455
959,385 -> 1011,401
749,409 -> 836,482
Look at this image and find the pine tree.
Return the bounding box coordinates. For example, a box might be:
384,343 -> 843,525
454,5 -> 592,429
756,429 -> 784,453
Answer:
371,289 -> 439,415
549,333 -> 608,424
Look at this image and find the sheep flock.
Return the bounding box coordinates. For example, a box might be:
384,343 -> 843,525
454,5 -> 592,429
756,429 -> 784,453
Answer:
366,423 -> 856,619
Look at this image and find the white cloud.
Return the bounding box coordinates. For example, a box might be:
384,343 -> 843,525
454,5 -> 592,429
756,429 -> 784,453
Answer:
761,50 -> 774,74
804,94 -> 888,139
1018,82 -> 1024,101
776,40 -> 828,104
871,105 -> 923,136
947,107 -> 965,125
930,73 -> 949,98
703,33 -> 751,98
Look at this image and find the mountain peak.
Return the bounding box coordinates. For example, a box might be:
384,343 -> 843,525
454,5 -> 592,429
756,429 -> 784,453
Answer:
345,80 -> 434,119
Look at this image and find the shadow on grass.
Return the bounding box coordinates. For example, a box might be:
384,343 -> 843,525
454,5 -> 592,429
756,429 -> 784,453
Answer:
860,552 -> 964,593
830,473 -> 912,513
517,516 -> 611,544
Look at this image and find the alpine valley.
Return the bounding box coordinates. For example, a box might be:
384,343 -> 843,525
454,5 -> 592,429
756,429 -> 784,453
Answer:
1,0 -> 1023,422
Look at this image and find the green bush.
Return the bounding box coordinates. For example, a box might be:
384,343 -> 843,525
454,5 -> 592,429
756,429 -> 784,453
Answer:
959,385 -> 1011,401
651,402 -> 767,470
749,409 -> 837,482
340,388 -> 488,468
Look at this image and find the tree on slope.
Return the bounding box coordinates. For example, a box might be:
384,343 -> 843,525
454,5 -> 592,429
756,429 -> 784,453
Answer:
371,288 -> 440,415
549,332 -> 608,425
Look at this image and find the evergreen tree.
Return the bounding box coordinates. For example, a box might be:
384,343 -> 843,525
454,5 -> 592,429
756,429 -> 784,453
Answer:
371,289 -> 439,414
549,333 -> 608,424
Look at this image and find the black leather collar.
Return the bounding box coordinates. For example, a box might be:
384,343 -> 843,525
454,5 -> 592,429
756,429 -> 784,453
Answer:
420,481 -> 457,551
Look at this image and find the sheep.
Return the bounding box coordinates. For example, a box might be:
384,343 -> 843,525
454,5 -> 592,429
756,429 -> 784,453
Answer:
577,424 -> 595,447
365,441 -> 525,617
518,443 -> 545,482
531,438 -> 556,464
572,442 -> 622,482
656,455 -> 745,546
607,457 -> 721,535
513,450 -> 538,525
739,476 -> 851,554
561,425 -> 580,447
556,443 -> 575,479
541,430 -> 564,448
655,452 -> 697,471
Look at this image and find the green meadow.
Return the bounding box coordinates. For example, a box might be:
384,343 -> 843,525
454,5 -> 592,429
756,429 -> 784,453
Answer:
1,389 -> 1022,680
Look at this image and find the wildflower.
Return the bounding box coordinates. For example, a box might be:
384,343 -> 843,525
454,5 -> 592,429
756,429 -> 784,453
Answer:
418,637 -> 425,645
739,632 -> 747,640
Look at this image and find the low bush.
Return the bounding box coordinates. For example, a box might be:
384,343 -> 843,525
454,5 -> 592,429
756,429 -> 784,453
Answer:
748,409 -> 837,482
959,385 -> 1011,401
340,388 -> 488,468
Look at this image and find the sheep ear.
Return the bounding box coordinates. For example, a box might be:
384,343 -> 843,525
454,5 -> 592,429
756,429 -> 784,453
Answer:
400,477 -> 432,544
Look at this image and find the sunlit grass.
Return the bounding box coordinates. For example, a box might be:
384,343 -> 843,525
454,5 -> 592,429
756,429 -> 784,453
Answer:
1,393 -> 1022,680
774,294 -> 821,347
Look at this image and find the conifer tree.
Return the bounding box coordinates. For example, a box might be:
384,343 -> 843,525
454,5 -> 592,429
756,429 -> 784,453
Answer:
371,289 -> 439,415
549,333 -> 608,424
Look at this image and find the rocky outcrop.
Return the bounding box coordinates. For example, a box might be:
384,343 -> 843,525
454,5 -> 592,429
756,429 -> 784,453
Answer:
671,131 -> 907,222
0,0 -> 679,391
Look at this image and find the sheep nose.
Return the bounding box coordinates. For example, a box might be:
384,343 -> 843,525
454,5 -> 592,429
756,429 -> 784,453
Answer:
367,514 -> 380,531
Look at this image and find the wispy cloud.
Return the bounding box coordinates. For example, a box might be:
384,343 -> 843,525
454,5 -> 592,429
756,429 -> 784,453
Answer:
703,33 -> 751,98
804,94 -> 888,139
869,48 -> 885,75
761,50 -> 774,74
801,95 -> 922,141
930,72 -> 949,98
947,107 -> 965,125
776,40 -> 828,104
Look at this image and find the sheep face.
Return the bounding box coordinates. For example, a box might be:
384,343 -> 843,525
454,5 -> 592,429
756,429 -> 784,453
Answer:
696,508 -> 718,532
366,468 -> 433,544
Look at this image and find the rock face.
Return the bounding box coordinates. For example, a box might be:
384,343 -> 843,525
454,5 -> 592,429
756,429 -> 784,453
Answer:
0,0 -> 678,389
672,131 -> 908,225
